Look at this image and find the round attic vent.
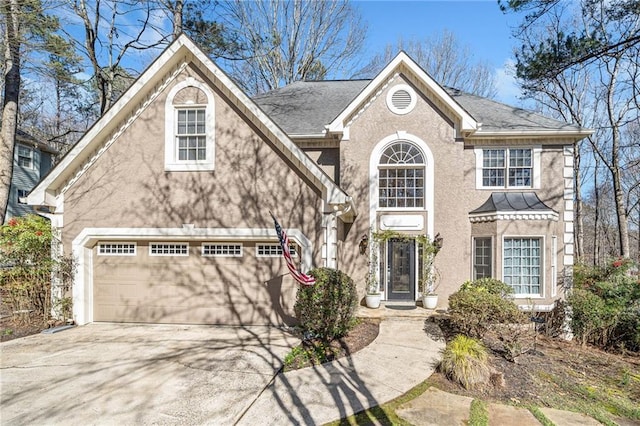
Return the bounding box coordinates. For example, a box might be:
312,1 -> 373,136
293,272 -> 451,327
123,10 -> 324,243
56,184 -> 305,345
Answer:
386,84 -> 417,115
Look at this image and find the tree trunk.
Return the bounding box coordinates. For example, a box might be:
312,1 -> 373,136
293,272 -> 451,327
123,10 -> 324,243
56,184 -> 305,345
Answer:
593,160 -> 601,266
0,0 -> 21,222
173,0 -> 183,39
604,57 -> 631,258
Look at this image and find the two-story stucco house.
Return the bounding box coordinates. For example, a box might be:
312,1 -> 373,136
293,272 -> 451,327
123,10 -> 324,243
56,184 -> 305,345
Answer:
4,129 -> 57,223
27,35 -> 591,326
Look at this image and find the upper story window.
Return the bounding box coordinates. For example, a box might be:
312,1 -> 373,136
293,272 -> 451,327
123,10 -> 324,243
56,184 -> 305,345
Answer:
164,77 -> 215,171
177,108 -> 206,161
475,147 -> 541,189
17,145 -> 34,169
378,141 -> 425,208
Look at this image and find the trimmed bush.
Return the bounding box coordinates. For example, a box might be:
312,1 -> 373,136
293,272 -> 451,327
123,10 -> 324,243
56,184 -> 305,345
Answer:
294,267 -> 358,342
439,335 -> 490,389
448,278 -> 526,338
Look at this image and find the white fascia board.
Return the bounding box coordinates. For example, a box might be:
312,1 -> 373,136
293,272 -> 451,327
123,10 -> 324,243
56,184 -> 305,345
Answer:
327,51 -> 478,134
468,128 -> 594,139
184,36 -> 350,208
28,40 -> 186,207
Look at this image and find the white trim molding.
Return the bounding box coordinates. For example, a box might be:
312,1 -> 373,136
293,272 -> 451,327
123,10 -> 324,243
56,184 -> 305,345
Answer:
469,210 -> 559,223
71,227 -> 314,325
164,77 -> 216,171
474,146 -> 542,190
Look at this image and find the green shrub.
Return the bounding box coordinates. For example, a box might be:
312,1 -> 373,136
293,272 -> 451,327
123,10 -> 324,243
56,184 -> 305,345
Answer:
448,278 -> 526,338
294,267 -> 358,342
0,215 -> 55,318
570,259 -> 640,351
438,335 -> 490,389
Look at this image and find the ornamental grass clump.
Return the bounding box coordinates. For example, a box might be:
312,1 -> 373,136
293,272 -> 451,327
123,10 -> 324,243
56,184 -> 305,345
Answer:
294,267 -> 358,342
438,335 -> 490,390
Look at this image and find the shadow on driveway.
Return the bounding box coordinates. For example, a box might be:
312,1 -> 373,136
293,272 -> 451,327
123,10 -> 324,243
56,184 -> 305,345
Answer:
0,323 -> 298,425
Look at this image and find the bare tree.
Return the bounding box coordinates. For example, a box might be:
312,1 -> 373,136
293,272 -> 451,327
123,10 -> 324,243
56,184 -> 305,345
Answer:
509,0 -> 639,260
355,30 -> 498,98
69,0 -> 165,115
216,0 -> 367,95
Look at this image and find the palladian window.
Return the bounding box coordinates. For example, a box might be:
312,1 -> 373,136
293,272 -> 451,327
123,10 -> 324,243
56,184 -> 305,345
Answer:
378,141 -> 425,208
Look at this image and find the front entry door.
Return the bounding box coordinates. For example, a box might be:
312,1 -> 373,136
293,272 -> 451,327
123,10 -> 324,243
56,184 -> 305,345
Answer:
387,239 -> 415,300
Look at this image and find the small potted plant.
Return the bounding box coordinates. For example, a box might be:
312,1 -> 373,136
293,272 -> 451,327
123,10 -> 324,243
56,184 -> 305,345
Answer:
419,233 -> 442,309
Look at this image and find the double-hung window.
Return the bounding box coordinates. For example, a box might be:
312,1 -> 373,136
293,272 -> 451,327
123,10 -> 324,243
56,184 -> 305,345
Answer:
17,145 -> 34,169
177,108 -> 206,161
503,237 -> 542,296
164,79 -> 215,171
480,148 -> 534,188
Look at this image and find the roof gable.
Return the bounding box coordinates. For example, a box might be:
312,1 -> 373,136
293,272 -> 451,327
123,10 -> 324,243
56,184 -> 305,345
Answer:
327,51 -> 479,135
28,34 -> 352,212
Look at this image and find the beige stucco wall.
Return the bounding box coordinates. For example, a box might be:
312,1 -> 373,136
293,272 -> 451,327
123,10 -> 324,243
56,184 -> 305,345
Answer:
335,74 -> 571,308
61,64 -> 325,324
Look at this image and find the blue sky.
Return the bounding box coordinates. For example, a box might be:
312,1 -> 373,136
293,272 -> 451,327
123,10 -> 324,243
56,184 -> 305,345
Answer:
353,0 -> 524,104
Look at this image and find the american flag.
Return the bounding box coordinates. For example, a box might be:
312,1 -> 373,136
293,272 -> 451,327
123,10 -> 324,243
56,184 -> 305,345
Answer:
270,212 -> 316,286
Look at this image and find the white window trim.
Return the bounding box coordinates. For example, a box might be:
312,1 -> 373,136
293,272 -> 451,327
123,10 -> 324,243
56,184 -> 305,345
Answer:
97,242 -> 137,256
369,132 -> 435,301
472,236 -> 493,280
386,84 -> 417,115
164,77 -> 215,171
501,235 -> 545,299
201,243 -> 243,257
474,146 -> 541,190
256,243 -> 298,258
17,144 -> 35,170
149,242 -> 190,256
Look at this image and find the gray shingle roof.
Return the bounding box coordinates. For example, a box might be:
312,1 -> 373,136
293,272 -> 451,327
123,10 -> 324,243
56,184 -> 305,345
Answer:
253,80 -> 369,135
253,79 -> 583,136
470,192 -> 554,214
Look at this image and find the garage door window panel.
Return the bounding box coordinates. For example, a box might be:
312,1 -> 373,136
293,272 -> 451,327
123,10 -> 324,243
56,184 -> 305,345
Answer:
257,243 -> 298,257
202,243 -> 243,257
150,243 -> 189,256
98,243 -> 137,256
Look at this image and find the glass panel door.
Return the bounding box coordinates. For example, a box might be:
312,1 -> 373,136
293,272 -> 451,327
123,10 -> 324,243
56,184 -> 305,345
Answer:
387,239 -> 415,300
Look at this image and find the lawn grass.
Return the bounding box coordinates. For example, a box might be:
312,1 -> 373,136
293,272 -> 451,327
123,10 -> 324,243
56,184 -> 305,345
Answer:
468,399 -> 488,426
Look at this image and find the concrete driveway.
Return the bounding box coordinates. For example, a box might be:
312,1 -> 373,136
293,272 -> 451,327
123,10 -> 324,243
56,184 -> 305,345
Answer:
0,323 -> 299,425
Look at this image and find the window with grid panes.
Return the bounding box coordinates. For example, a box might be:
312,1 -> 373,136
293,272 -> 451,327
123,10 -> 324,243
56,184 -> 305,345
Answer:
378,142 -> 425,208
17,145 -> 33,168
503,237 -> 542,295
482,148 -> 532,187
177,108 -> 206,161
202,243 -> 242,257
256,244 -> 297,257
473,237 -> 492,279
149,243 -> 189,256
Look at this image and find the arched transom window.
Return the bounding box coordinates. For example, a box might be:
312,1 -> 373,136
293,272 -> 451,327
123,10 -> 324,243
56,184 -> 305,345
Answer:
378,141 -> 425,208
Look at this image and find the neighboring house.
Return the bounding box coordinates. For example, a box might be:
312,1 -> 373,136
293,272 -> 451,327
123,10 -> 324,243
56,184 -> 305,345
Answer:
4,129 -> 57,223
27,35 -> 592,326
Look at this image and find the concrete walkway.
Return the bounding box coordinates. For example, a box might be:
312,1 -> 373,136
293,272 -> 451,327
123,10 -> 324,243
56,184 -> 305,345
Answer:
236,316 -> 446,425
237,308 -> 607,426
